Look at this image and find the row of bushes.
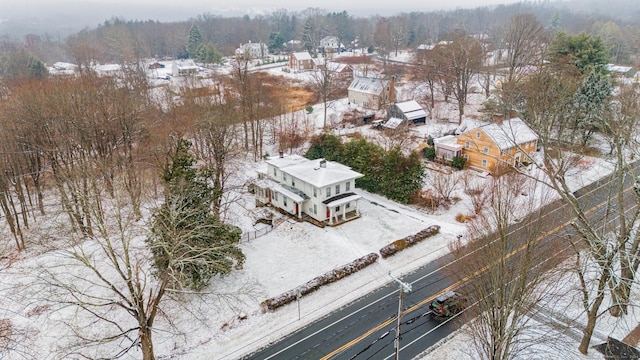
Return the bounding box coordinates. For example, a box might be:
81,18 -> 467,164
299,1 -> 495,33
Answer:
260,252 -> 379,312
379,225 -> 441,258
305,134 -> 425,204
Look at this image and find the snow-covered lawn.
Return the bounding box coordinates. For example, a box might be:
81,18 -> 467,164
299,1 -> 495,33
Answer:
4,52 -> 636,360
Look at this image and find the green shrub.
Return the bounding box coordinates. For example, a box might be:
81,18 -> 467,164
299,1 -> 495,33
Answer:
451,156 -> 466,170
426,135 -> 434,146
306,105 -> 314,114
422,147 -> 436,161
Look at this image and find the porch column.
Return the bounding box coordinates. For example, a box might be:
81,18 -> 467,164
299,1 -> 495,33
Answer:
329,208 -> 334,225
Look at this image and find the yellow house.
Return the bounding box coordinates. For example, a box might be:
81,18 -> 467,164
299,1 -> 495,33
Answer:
457,118 -> 538,172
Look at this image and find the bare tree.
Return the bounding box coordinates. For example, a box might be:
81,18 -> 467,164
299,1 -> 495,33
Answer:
309,52 -> 342,128
521,72 -> 640,354
38,138 -> 246,360
449,174 -> 566,360
436,32 -> 484,124
425,169 -> 460,208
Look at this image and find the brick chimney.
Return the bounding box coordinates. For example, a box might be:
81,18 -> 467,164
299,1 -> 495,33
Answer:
319,159 -> 327,168
388,75 -> 397,103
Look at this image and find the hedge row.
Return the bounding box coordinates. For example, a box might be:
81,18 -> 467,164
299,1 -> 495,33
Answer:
261,252 -> 380,312
379,225 -> 441,258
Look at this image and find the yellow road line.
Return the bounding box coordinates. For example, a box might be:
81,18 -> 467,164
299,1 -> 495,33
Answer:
321,186 -> 617,360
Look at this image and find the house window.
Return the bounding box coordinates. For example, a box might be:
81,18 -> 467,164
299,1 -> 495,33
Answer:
336,184 -> 340,194
313,188 -> 317,197
292,177 -> 296,187
326,187 -> 331,197
463,154 -> 469,160
345,181 -> 350,191
283,173 -> 287,182
465,141 -> 470,149
482,159 -> 487,167
273,168 -> 277,176
483,146 -> 489,154
336,206 -> 340,211
313,204 -> 317,214
346,202 -> 350,209
283,197 -> 287,207
274,193 -> 279,201
476,131 -> 481,138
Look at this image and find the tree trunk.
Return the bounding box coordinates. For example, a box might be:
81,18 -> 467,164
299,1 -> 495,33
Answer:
610,266 -> 633,317
139,326 -> 155,360
579,309 -> 598,354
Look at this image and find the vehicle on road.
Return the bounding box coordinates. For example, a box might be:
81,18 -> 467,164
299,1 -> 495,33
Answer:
429,291 -> 465,321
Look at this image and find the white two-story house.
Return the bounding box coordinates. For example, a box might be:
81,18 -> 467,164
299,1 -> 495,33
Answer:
253,154 -> 364,225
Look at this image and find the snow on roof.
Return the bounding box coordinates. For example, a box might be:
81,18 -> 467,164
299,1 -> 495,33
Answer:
434,135 -> 463,150
394,100 -> 427,120
173,59 -> 197,69
348,77 -> 387,95
472,117 -> 539,151
383,117 -> 404,129
52,62 -> 77,70
607,64 -> 633,73
328,62 -> 349,72
268,155 -> 363,188
291,52 -> 312,61
266,154 -> 309,169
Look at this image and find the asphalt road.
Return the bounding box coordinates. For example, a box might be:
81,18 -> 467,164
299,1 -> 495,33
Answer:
243,168 -> 637,360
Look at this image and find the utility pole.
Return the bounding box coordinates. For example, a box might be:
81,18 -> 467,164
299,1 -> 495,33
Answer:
389,272 -> 411,360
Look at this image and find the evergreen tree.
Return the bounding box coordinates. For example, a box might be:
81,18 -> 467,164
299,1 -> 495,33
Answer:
268,32 -> 285,54
573,69 -> 612,145
147,139 -> 244,291
197,43 -> 223,64
551,32 -> 609,75
27,56 -> 48,78
187,24 -> 203,59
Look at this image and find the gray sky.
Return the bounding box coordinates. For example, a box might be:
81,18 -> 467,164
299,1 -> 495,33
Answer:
0,0 -> 525,37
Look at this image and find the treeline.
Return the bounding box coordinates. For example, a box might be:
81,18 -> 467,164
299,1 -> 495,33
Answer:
305,133 -> 424,203
2,0 -> 640,75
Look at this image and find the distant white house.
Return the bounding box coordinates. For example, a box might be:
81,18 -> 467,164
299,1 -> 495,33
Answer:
93,63 -> 122,77
320,36 -> 341,52
348,76 -> 397,110
253,154 -> 364,225
236,41 -> 268,59
172,59 -> 198,76
607,63 -> 635,78
48,62 -> 78,76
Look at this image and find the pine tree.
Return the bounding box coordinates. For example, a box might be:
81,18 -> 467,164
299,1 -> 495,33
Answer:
187,24 -> 203,59
147,139 -> 245,291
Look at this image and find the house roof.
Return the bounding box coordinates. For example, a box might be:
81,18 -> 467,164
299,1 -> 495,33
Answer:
434,135 -> 463,150
471,117 -> 539,151
607,64 -> 633,73
267,155 -> 363,188
383,117 -> 404,129
323,192 -> 361,207
291,52 -> 312,61
173,59 -> 197,70
324,62 -> 351,73
394,100 -> 427,120
348,77 -> 388,96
